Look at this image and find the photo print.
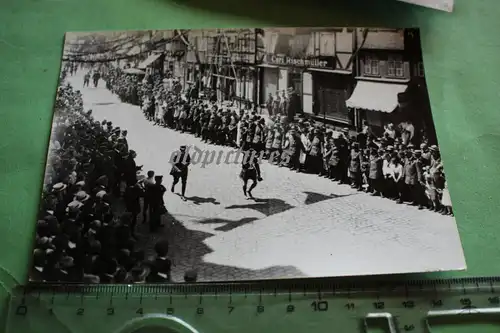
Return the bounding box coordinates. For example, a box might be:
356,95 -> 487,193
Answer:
398,0 -> 454,12
31,27 -> 465,284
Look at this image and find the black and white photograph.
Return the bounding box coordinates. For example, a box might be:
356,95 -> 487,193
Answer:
31,27 -> 465,284
398,0 -> 454,12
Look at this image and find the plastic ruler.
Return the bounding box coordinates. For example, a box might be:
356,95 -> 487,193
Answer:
5,276 -> 500,333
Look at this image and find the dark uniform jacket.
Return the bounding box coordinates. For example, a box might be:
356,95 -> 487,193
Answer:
368,155 -> 383,180
349,150 -> 362,173
404,158 -> 423,185
328,147 -> 340,166
272,130 -> 282,149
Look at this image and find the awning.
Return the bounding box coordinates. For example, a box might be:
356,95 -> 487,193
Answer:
346,81 -> 408,113
138,53 -> 162,69
123,68 -> 145,75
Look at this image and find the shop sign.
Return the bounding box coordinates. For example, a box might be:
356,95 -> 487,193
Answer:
264,54 -> 334,68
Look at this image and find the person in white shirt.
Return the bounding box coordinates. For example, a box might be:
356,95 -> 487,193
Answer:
389,156 -> 404,203
382,152 -> 392,197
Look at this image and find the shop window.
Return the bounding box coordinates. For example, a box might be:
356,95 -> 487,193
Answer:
387,56 -> 404,78
364,57 -> 380,76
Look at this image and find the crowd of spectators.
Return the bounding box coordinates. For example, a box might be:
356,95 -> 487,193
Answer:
31,78 -> 199,283
106,66 -> 453,216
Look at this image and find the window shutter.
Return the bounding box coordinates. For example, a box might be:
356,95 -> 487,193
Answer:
379,60 -> 387,77
404,61 -> 410,79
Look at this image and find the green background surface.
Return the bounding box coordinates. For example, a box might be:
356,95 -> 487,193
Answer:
1,0 -> 499,330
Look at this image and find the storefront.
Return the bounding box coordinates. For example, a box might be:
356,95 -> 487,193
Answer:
309,70 -> 354,123
259,64 -> 280,103
258,52 -> 353,123
258,55 -> 312,105
346,79 -> 408,132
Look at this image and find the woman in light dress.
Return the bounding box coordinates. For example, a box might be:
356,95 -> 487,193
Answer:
389,156 -> 404,203
440,180 -> 453,216
154,92 -> 163,125
299,129 -> 312,172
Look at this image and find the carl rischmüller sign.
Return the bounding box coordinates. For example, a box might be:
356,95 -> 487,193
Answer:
265,54 -> 333,68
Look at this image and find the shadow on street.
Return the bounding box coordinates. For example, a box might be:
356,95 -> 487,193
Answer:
136,208 -> 305,282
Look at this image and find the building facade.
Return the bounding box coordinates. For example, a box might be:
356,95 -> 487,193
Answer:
346,28 -> 431,138
257,28 -> 356,123
201,29 -> 258,104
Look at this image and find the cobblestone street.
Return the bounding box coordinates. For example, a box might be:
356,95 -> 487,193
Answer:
68,74 -> 464,282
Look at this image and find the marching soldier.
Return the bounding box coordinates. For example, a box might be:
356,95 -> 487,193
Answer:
92,71 -> 101,87
240,149 -> 263,199
83,72 -> 91,87
170,145 -> 191,201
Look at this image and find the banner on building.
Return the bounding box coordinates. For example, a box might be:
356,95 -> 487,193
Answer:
263,54 -> 335,69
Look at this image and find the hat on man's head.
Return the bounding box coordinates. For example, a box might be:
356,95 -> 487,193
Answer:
66,200 -> 83,213
96,190 -> 107,199
52,183 -> 67,192
429,145 -> 438,151
74,191 -> 90,202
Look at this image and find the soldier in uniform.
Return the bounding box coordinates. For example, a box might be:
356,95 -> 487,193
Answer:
328,138 -> 341,180
349,142 -> 363,189
271,124 -> 283,165
240,149 -> 263,199
92,71 -> 101,87
308,129 -> 323,175
246,117 -> 256,151
227,111 -> 238,147
336,129 -> 350,184
252,118 -> 266,154
200,110 -> 211,142
368,148 -> 384,196
170,145 -> 191,201
264,125 -> 275,159
83,72 -> 91,87
403,149 -> 424,209
283,127 -> 301,170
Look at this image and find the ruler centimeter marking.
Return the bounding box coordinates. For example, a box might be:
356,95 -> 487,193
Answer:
6,276 -> 500,333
